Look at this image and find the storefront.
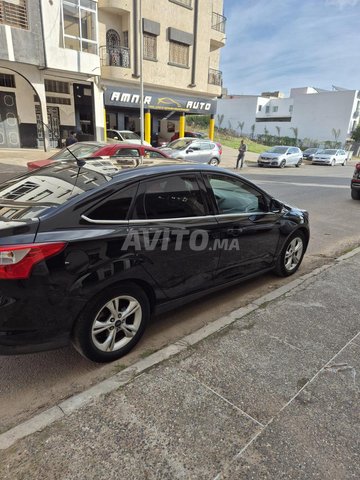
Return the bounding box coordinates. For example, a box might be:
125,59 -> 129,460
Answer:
104,86 -> 217,144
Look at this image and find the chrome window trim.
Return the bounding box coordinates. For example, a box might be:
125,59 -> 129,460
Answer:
128,215 -> 217,224
215,212 -> 274,218
81,215 -> 128,225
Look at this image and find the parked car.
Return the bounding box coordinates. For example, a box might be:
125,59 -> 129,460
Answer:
170,131 -> 206,142
351,162 -> 360,199
107,129 -> 151,147
159,138 -> 222,166
302,148 -> 322,161
312,149 -> 348,166
0,160 -> 309,362
27,142 -> 169,170
258,146 -> 303,168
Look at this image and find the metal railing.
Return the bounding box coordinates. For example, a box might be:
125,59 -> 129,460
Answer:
208,68 -> 223,86
99,45 -> 131,68
212,12 -> 226,34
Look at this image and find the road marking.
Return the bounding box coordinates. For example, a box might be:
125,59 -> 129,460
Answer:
257,180 -> 349,189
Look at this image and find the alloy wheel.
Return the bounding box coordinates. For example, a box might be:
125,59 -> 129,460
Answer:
284,237 -> 304,272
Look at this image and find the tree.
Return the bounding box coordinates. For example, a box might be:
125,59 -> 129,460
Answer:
237,121 -> 244,136
275,126 -> 281,138
217,114 -> 224,130
250,124 -> 255,139
290,127 -> 298,145
332,128 -> 341,147
351,124 -> 360,142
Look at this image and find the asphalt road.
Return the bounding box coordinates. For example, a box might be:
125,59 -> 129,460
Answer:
0,161 -> 359,433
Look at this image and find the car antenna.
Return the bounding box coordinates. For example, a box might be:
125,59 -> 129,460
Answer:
65,146 -> 86,168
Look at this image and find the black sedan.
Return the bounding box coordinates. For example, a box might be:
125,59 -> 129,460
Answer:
0,158 -> 309,362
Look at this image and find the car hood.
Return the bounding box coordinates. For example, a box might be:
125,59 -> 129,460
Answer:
261,152 -> 285,158
313,154 -> 332,158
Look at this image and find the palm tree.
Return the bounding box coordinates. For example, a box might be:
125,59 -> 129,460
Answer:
275,126 -> 281,138
217,114 -> 224,130
290,127 -> 298,145
250,124 -> 255,139
332,128 -> 341,147
237,121 -> 244,136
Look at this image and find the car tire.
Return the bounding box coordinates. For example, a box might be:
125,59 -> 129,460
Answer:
72,283 -> 150,363
296,159 -> 302,167
209,158 -> 219,166
274,231 -> 306,277
351,188 -> 360,200
342,159 -> 347,166
331,159 -> 335,166
279,160 -> 286,168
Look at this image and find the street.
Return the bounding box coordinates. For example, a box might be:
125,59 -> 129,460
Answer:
0,160 -> 358,434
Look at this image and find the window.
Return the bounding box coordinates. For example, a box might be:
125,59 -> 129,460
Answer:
265,106 -> 270,113
115,148 -> 140,157
86,185 -> 137,221
289,105 -> 293,113
0,73 -> 15,88
144,149 -> 166,159
258,105 -> 262,112
208,175 -> 267,215
169,41 -> 189,67
169,0 -> 192,7
61,0 -> 98,54
0,0 -> 28,29
144,33 -> 157,61
45,80 -> 70,94
273,106 -> 278,112
138,175 -> 206,219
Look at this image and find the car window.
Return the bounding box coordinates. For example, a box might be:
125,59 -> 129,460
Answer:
207,175 -> 267,214
189,143 -> 201,151
120,131 -> 141,140
144,149 -> 166,159
115,148 -> 140,157
199,142 -> 211,150
289,148 -> 297,154
85,185 -> 137,221
107,131 -> 115,139
136,175 -> 206,219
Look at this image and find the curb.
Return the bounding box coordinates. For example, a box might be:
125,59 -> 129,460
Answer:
1,246 -> 360,450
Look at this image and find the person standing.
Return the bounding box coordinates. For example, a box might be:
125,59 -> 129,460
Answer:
65,131 -> 78,147
236,139 -> 247,169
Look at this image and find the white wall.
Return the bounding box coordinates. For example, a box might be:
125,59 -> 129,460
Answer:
217,96 -> 258,137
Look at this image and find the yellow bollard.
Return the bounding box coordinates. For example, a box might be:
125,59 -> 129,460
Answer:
209,114 -> 215,141
145,110 -> 151,144
179,112 -> 185,138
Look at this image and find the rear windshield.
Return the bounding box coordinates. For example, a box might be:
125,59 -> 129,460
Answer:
50,143 -> 105,160
167,139 -> 194,150
120,131 -> 140,140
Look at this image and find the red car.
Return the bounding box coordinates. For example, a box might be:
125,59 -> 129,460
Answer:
27,142 -> 170,170
351,162 -> 360,200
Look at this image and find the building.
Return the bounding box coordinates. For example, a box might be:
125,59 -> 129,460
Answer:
0,0 -> 226,150
217,87 -> 360,145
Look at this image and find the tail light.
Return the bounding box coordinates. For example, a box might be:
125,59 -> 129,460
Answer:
356,162 -> 360,172
0,243 -> 66,280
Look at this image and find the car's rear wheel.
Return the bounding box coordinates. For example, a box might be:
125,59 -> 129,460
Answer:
296,159 -> 302,167
274,231 -> 305,277
351,188 -> 360,200
209,158 -> 219,166
72,284 -> 149,362
279,160 -> 286,168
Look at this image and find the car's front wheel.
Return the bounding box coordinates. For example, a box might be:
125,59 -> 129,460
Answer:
72,284 -> 149,362
351,188 -> 360,200
209,158 -> 219,166
296,159 -> 302,167
274,232 -> 305,277
279,160 -> 286,168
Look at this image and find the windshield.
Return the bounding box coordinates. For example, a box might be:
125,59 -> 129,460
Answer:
50,143 -> 105,161
268,147 -> 288,154
304,148 -> 318,154
323,149 -> 337,154
167,139 -> 194,150
120,131 -> 141,140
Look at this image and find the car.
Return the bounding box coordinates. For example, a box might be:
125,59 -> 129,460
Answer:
27,142 -> 170,170
351,162 -> 360,199
312,149 -> 348,166
302,148 -> 322,161
258,146 -> 303,168
170,131 -> 207,142
159,138 -> 222,166
106,129 -> 151,146
0,158 -> 309,362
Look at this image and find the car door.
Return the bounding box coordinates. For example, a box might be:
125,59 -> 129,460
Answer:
288,147 -> 298,165
128,173 -> 220,299
198,141 -> 214,163
203,173 -> 282,282
184,142 -> 202,161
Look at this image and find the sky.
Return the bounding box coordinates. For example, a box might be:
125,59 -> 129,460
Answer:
221,0 -> 360,95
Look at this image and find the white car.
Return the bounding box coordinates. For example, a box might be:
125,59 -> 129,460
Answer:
258,146 -> 303,168
312,149 -> 348,166
106,129 -> 151,146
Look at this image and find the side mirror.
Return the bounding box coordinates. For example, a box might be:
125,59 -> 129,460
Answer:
286,152 -> 291,155
270,198 -> 283,213
114,136 -> 119,140
187,148 -> 194,153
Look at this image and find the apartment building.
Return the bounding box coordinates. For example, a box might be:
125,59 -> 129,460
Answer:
217,87 -> 360,145
99,0 -> 226,141
0,0 -> 225,149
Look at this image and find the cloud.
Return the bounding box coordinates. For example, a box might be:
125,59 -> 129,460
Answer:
326,0 -> 360,7
221,0 -> 360,95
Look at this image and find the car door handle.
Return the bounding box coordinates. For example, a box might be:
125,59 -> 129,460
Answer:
226,227 -> 243,237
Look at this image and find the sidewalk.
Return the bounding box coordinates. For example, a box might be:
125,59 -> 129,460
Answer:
1,248 -> 359,479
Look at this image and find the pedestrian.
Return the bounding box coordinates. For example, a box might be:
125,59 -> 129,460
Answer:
236,139 -> 247,169
65,131 -> 78,147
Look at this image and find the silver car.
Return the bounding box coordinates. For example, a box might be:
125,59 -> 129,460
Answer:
160,138 -> 221,166
312,149 -> 348,166
258,146 -> 303,168
107,129 -> 151,147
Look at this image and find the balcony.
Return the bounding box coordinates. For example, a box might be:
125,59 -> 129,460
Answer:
210,12 -> 226,50
98,0 -> 131,14
208,68 -> 223,87
100,45 -> 131,68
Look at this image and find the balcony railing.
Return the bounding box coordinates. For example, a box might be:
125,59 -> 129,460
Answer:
100,45 -> 131,68
212,12 -> 226,34
208,68 -> 223,86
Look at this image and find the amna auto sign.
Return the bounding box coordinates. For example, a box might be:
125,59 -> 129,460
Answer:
105,87 -> 217,114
